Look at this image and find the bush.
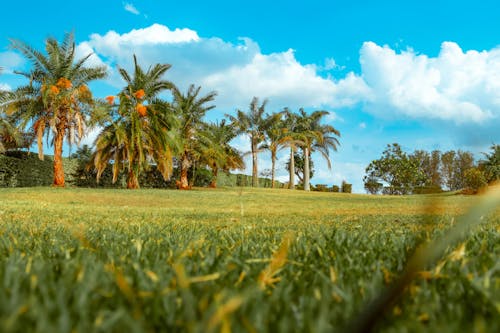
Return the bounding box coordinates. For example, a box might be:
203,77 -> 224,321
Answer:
314,184 -> 329,192
463,168 -> 487,194
331,185 -> 340,193
341,181 -> 352,193
0,151 -> 77,187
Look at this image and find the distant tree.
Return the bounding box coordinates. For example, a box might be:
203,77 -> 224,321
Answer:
71,144 -> 100,187
286,150 -> 314,186
441,150 -> 456,191
0,33 -> 107,186
479,144 -> 500,184
363,175 -> 383,194
227,97 -> 269,187
198,119 -> 244,188
171,84 -> 217,189
452,150 -> 475,190
282,108 -> 301,190
260,111 -> 289,188
410,149 -> 442,188
293,108 -> 340,191
364,143 -> 426,195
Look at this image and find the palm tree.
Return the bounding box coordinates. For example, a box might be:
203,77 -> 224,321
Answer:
282,109 -> 303,190
227,97 -> 269,187
92,56 -> 175,189
0,33 -> 107,186
294,109 -> 340,191
171,84 -> 217,189
0,116 -> 20,153
198,119 -> 244,187
260,111 -> 291,188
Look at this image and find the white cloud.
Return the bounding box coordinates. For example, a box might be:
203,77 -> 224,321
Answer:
124,3 -> 140,15
358,41 -> 500,124
75,41 -> 108,68
323,57 -> 345,71
89,24 -> 199,50
77,24 -> 367,111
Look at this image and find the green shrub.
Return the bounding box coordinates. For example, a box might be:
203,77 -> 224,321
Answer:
0,151 -> 77,187
463,168 -> 487,194
341,181 -> 352,193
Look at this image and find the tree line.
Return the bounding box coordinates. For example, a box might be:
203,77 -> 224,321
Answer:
0,33 -> 341,190
364,143 -> 499,195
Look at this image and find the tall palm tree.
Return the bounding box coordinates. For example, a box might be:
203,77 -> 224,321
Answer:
294,109 -> 340,191
171,84 -> 217,189
92,56 -> 175,189
198,119 -> 244,188
227,97 -> 268,187
0,33 -> 107,186
260,111 -> 291,188
282,108 -> 303,190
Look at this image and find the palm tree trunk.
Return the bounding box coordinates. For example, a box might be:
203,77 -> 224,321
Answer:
53,124 -> 66,187
251,138 -> 258,187
209,166 -> 218,188
289,147 -> 295,190
304,146 -> 310,191
126,170 -> 140,189
271,150 -> 276,188
179,153 -> 191,190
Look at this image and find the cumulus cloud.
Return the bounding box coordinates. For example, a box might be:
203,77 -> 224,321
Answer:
359,41 -> 500,124
77,24 -> 367,110
124,3 -> 140,15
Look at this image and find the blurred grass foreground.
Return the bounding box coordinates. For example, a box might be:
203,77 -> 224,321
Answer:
0,186 -> 498,332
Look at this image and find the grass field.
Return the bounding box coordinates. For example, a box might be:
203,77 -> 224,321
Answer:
0,187 -> 499,332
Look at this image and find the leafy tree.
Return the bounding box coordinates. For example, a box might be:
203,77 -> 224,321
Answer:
452,150 -> 475,190
293,108 -> 340,191
364,175 -> 383,194
227,97 -> 268,187
440,150 -> 456,191
364,143 -> 426,195
0,33 -> 107,186
410,150 -> 442,188
440,150 -> 475,191
171,84 -> 217,189
479,144 -> 500,183
198,119 -> 244,188
92,56 -> 175,189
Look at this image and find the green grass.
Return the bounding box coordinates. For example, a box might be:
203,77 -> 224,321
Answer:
0,187 -> 498,332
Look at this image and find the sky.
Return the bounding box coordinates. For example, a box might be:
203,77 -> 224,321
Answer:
1,0 -> 499,192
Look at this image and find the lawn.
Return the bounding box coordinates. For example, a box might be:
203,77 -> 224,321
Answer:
0,187 -> 498,332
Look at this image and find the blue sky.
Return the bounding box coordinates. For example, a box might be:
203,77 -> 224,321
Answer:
1,0 -> 499,192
